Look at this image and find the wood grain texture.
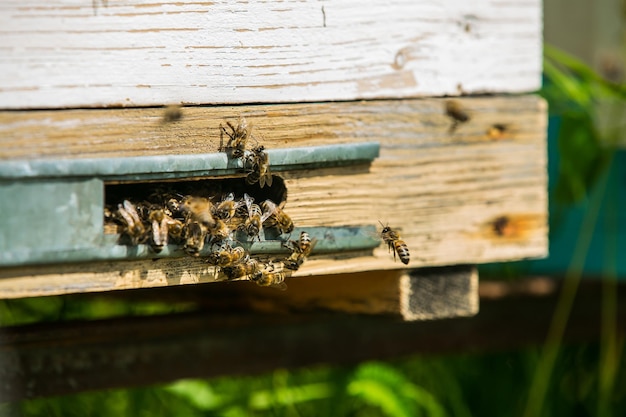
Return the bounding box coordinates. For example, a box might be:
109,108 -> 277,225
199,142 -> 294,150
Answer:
0,96 -> 547,297
0,0 -> 542,109
172,266 -> 477,320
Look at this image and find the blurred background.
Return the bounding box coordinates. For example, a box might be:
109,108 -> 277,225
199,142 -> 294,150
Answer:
3,1 -> 626,416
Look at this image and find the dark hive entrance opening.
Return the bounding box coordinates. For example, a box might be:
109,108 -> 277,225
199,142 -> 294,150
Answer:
103,175 -> 288,244
105,175 -> 287,209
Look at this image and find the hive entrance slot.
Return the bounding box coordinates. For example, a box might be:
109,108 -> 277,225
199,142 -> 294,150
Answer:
104,175 -> 288,244
105,175 -> 287,212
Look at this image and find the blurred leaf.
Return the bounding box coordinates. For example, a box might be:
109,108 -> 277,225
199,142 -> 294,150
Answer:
348,362 -> 446,417
554,112 -> 612,203
165,380 -> 222,410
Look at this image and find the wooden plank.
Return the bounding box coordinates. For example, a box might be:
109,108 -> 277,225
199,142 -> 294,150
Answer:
0,96 -> 548,298
2,277 -> 624,401
0,0 -> 542,109
166,266 -> 478,320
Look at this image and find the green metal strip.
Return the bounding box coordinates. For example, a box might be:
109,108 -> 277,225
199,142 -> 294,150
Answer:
0,142 -> 380,181
0,226 -> 379,267
0,142 -> 380,267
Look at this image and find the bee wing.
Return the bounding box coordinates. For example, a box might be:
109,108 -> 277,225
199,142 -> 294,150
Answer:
243,193 -> 254,213
307,238 -> 319,256
117,204 -> 134,227
260,200 -> 277,223
123,200 -> 142,223
259,171 -> 273,188
159,218 -> 169,246
224,192 -> 234,202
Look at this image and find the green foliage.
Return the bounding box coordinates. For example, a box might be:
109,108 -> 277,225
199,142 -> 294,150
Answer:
541,44 -> 619,204
347,362 -> 446,417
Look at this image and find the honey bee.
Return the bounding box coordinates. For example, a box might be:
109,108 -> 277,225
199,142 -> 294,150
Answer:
162,105 -> 183,123
221,257 -> 261,281
207,244 -> 247,267
379,222 -> 410,265
249,262 -> 290,290
242,193 -> 275,240
445,100 -> 470,133
166,196 -> 182,217
220,117 -> 251,159
167,217 -> 185,242
207,218 -> 231,243
261,199 -> 294,235
180,196 -> 215,228
117,200 -> 148,245
245,145 -> 273,188
148,207 -> 170,252
183,220 -> 208,256
148,207 -> 185,252
213,192 -> 241,221
283,231 -> 317,271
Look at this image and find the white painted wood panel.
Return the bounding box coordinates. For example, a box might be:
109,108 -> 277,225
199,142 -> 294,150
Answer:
0,0 -> 542,109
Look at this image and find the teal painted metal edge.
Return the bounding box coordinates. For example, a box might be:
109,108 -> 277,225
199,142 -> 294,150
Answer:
0,226 -> 380,267
0,142 -> 380,181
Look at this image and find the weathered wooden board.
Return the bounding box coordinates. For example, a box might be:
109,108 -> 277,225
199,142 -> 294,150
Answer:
164,266 -> 478,320
0,0 -> 542,109
2,277 -> 623,401
0,96 -> 547,298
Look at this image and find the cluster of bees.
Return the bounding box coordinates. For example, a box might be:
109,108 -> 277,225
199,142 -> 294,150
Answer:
105,118 -> 316,290
106,117 -> 411,290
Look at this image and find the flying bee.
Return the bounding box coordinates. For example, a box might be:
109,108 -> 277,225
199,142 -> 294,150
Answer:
220,117 -> 251,159
283,231 -> 317,271
221,257 -> 261,281
213,192 -> 242,221
245,145 -> 273,188
249,262 -> 290,290
261,199 -> 293,235
445,100 -> 470,133
379,222 -> 410,265
207,244 -> 247,268
162,104 -> 183,123
242,193 -> 275,240
117,200 -> 148,245
180,196 -> 215,228
183,220 -> 208,256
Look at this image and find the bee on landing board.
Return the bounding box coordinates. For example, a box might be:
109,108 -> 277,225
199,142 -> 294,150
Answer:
183,220 -> 208,256
242,193 -> 275,240
261,199 -> 294,235
245,145 -> 273,188
379,222 -> 410,265
206,244 -> 247,268
249,262 -> 290,290
283,231 -> 317,271
221,257 -> 261,281
219,117 -> 251,159
212,192 -> 241,221
117,200 -> 148,245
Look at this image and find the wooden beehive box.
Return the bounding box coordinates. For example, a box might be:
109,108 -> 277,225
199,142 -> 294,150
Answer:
0,0 -> 547,321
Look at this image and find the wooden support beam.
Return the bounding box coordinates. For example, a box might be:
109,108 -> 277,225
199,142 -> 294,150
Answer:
160,266 -> 478,321
0,96 -> 548,298
1,277 -> 624,401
